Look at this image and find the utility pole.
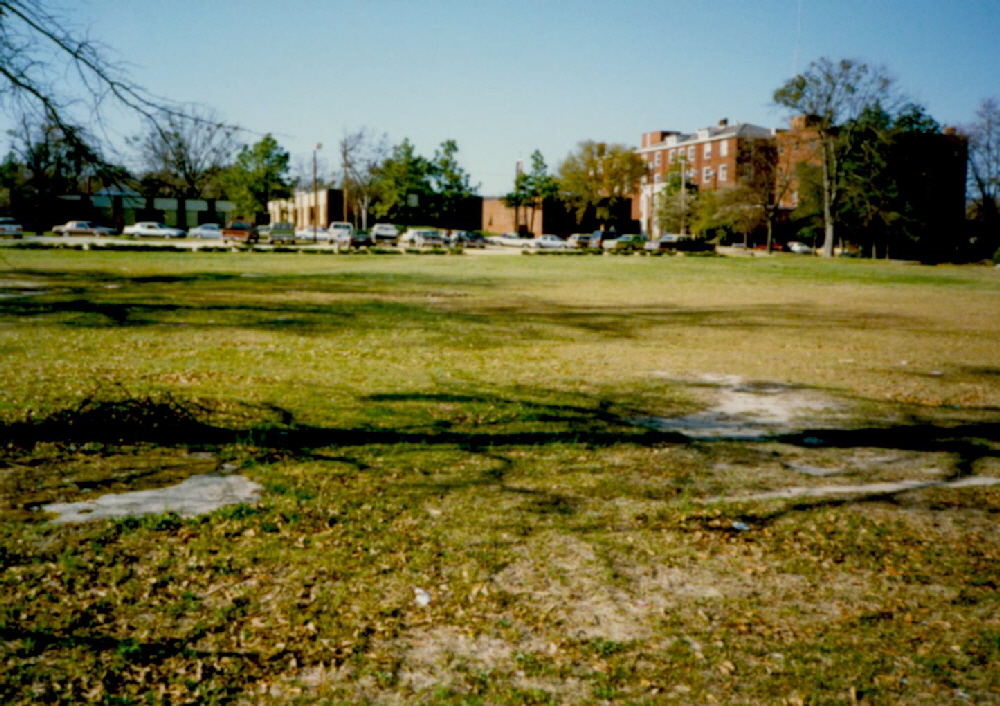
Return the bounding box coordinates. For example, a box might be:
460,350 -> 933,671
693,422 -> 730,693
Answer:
313,143 -> 322,242
679,157 -> 688,235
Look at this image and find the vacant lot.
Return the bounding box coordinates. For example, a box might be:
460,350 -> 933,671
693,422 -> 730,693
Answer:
1,249 -> 999,704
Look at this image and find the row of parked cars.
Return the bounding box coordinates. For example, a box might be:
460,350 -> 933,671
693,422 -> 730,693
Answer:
8,218 -> 817,254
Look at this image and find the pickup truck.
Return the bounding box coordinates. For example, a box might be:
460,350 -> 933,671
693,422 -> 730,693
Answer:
53,220 -> 117,236
221,220 -> 259,244
0,217 -> 23,238
267,222 -> 296,244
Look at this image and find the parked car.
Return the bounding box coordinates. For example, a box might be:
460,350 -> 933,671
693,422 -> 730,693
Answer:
753,242 -> 784,251
328,222 -> 354,240
371,223 -> 400,245
0,217 -> 24,238
589,230 -> 619,249
188,223 -> 222,239
644,234 -> 713,253
494,232 -> 536,248
602,234 -> 648,251
452,231 -> 487,248
123,221 -> 186,238
332,228 -> 374,248
567,233 -> 594,249
268,222 -> 296,244
400,228 -> 445,247
221,220 -> 258,244
531,234 -> 571,249
52,220 -> 117,236
787,241 -> 814,254
645,234 -> 687,252
296,226 -> 329,240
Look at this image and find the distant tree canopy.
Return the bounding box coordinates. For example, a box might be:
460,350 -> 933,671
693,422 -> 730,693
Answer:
774,57 -> 902,256
222,135 -> 292,218
502,149 -> 557,234
558,141 -> 646,226
372,138 -> 477,226
789,102 -> 957,259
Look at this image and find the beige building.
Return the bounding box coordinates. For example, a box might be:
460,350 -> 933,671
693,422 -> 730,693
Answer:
268,188 -> 346,229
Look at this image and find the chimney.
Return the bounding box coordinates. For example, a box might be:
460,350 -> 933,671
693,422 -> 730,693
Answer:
719,118 -> 729,127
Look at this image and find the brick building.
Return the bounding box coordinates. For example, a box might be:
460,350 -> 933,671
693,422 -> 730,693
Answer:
635,120 -> 776,237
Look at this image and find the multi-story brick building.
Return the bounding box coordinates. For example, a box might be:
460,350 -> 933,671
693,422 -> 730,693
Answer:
635,120 -> 776,237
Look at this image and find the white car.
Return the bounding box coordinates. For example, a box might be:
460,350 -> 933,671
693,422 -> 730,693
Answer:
52,220 -> 117,236
371,223 -> 399,244
0,217 -> 24,238
188,224 -> 222,239
296,226 -> 330,240
328,222 -> 354,240
787,241 -> 814,254
400,228 -> 444,247
123,221 -> 186,238
531,234 -> 570,249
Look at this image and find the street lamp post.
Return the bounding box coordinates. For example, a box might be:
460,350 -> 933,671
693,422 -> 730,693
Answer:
313,143 -> 322,242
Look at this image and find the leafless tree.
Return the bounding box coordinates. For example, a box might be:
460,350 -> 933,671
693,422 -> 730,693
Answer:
340,127 -> 389,229
966,98 -> 1000,226
1,0 -> 229,178
737,136 -> 801,252
130,107 -> 237,198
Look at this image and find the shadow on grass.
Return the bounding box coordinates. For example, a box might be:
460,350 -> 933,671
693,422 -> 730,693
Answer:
0,263 -> 928,340
4,386 -> 999,523
0,390 -> 684,451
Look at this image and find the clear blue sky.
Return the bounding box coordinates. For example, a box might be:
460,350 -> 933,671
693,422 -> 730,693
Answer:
15,0 -> 1000,195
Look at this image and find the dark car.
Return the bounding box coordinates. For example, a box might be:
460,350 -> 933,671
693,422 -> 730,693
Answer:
451,231 -> 487,248
588,230 -> 618,249
333,229 -> 374,248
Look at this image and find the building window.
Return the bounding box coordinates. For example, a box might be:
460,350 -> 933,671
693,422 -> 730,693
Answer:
703,167 -> 713,184
720,140 -> 729,157
719,164 -> 728,182
703,143 -> 712,159
654,152 -> 662,167
667,150 -> 674,164
687,146 -> 694,161
654,173 -> 662,184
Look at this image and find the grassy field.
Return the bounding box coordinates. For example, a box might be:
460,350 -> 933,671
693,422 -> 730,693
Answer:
1,248 -> 999,704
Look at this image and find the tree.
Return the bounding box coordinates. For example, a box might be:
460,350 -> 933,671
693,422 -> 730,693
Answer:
430,139 -> 478,227
131,107 -> 236,199
966,98 -> 1000,234
558,140 -> 646,227
3,115 -> 126,228
222,134 -> 291,219
525,150 -> 558,233
501,150 -> 557,235
372,139 -> 434,225
0,1 -> 198,171
340,127 -> 389,230
655,161 -> 697,235
725,137 -> 798,252
500,170 -> 532,233
774,57 -> 902,256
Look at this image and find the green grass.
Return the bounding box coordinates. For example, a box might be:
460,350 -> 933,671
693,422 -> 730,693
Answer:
1,249 -> 999,704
